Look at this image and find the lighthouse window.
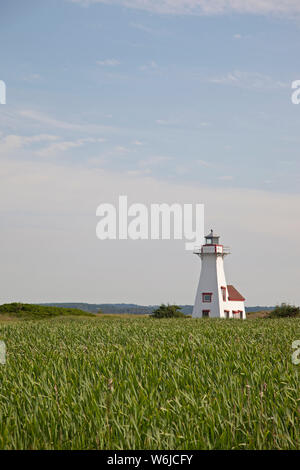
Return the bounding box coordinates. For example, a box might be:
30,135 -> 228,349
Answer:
202,293 -> 212,303
202,310 -> 210,318
221,286 -> 226,301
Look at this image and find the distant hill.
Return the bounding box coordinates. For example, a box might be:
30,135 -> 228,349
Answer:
40,303 -> 158,315
0,303 -> 93,320
245,306 -> 274,313
39,303 -> 274,315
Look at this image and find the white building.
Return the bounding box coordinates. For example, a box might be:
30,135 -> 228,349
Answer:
192,230 -> 246,319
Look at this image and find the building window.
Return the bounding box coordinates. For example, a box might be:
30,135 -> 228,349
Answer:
202,293 -> 212,303
232,311 -> 239,318
224,310 -> 230,319
202,310 -> 210,318
221,286 -> 226,301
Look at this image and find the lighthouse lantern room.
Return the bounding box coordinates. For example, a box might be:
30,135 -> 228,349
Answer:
192,230 -> 246,319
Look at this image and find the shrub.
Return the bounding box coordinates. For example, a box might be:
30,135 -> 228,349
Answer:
151,304 -> 185,318
269,303 -> 300,318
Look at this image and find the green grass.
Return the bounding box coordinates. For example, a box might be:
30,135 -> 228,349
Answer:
0,303 -> 93,320
0,317 -> 299,449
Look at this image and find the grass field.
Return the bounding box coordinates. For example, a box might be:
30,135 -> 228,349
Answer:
0,316 -> 299,449
0,302 -> 93,320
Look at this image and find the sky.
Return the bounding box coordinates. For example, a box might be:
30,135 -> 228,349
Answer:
0,0 -> 300,306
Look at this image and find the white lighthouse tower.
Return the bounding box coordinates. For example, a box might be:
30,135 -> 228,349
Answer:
192,230 -> 246,319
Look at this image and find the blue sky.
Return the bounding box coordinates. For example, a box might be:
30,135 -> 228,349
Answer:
1,0 -> 300,305
2,0 -> 300,190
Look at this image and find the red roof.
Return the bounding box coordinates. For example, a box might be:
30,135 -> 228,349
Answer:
227,285 -> 245,301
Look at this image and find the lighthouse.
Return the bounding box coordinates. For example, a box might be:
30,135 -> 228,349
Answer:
192,230 -> 246,319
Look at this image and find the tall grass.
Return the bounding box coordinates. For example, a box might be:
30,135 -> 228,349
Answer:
0,317 -> 299,449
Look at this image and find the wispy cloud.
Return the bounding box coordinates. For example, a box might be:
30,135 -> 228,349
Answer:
69,0 -> 300,17
218,175 -> 234,181
126,168 -> 152,176
130,22 -> 169,36
139,60 -> 159,72
208,70 -> 288,90
22,73 -> 42,82
0,134 -> 59,155
138,155 -> 173,173
19,109 -> 116,134
174,164 -> 190,176
197,159 -> 214,168
96,58 -> 120,66
114,145 -> 129,153
36,137 -> 105,158
155,118 -> 178,126
139,155 -> 173,167
0,133 -> 106,161
130,22 -> 159,35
